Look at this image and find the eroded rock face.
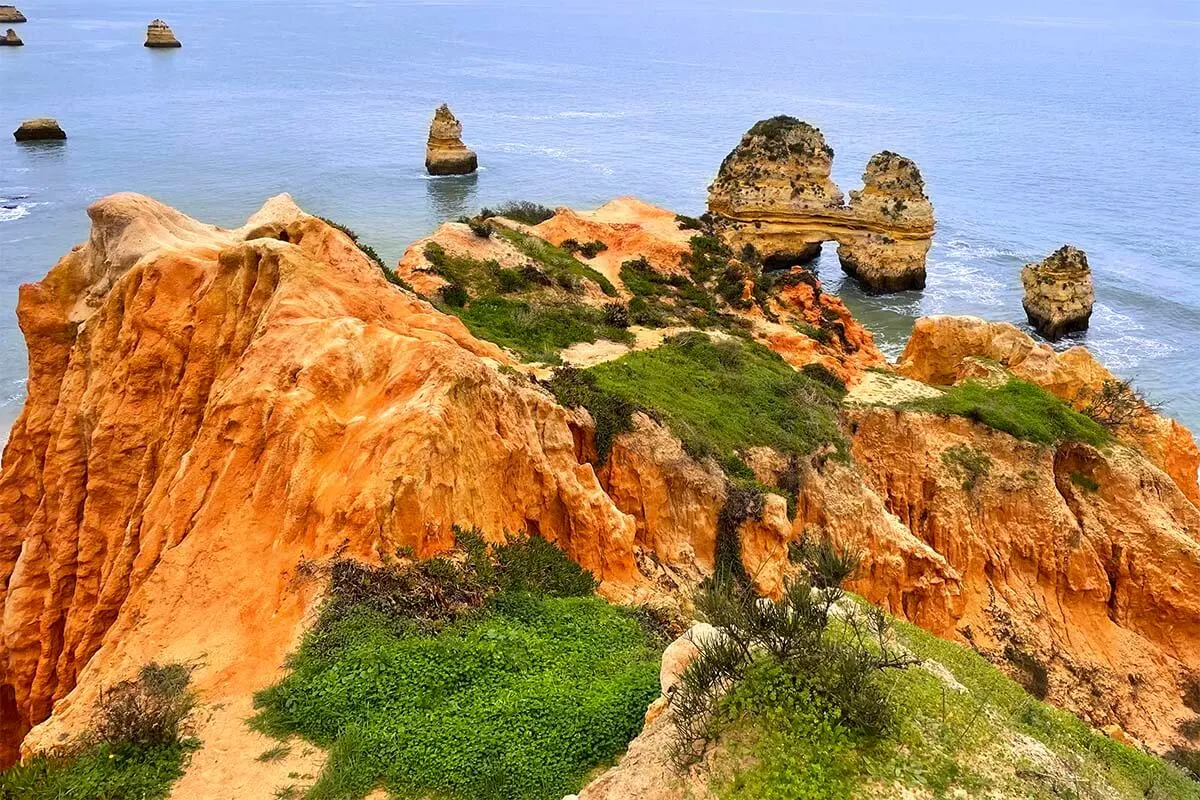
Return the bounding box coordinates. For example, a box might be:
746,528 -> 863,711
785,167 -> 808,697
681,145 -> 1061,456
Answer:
707,116 -> 935,291
12,118 -> 65,141
144,19 -> 181,48
1021,245 -> 1095,340
0,6 -> 25,23
846,406 -> 1200,748
0,194 -> 641,766
425,104 -> 478,176
0,27 -> 21,46
898,315 -> 1200,505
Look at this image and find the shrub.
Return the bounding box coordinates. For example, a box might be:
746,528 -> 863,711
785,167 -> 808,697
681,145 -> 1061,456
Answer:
675,214 -> 705,231
1165,748 -> 1200,780
602,302 -> 630,329
940,444 -> 992,491
559,238 -> 581,253
494,227 -> 618,297
495,268 -> 527,293
466,218 -> 492,238
1004,645 -> 1050,700
438,282 -> 469,308
1070,470 -> 1101,493
1082,379 -> 1160,430
801,362 -> 846,395
793,321 -> 833,345
453,298 -> 634,364
904,379 -> 1110,447
492,534 -> 599,597
93,663 -> 196,750
484,201 -> 556,226
670,538 -> 915,765
577,240 -> 609,259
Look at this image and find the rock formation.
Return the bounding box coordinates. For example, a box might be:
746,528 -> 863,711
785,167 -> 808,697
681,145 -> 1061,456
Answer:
707,116 -> 935,291
0,27 -> 20,46
144,19 -> 181,48
12,118 -> 66,142
424,104 -> 477,176
1021,245 -> 1095,340
0,6 -> 24,23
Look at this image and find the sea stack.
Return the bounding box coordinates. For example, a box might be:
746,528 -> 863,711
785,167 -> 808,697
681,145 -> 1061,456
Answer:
0,27 -> 20,45
707,116 -> 935,290
144,19 -> 181,48
1021,245 -> 1094,340
836,151 -> 936,292
0,6 -> 25,23
425,104 -> 478,176
13,118 -> 67,142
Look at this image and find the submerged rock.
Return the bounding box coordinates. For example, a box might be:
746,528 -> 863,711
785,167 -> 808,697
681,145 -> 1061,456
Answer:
0,27 -> 20,45
0,6 -> 25,23
425,104 -> 478,176
144,18 -> 181,48
707,116 -> 935,291
13,118 -> 66,141
1020,245 -> 1094,340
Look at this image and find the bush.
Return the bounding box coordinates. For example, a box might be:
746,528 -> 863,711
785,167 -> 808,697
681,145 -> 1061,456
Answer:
1082,379 -> 1159,430
492,534 -> 599,597
1070,470 -> 1101,493
670,538 -> 915,766
495,268 -> 528,293
904,379 -> 1110,447
466,218 -> 492,238
453,298 -> 635,364
602,302 -> 630,329
438,282 -> 469,308
94,664 -> 196,750
578,240 -> 609,259
559,238 -> 581,253
548,366 -> 637,462
801,363 -> 846,395
484,201 -> 556,226
675,214 -> 705,231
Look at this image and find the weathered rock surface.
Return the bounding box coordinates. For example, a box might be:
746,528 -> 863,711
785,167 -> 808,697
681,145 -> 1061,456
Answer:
13,118 -> 66,141
0,194 -> 642,769
0,27 -> 20,46
144,18 -> 181,47
707,116 -> 935,291
424,104 -> 477,176
0,6 -> 24,23
899,315 -> 1200,505
1021,245 -> 1095,340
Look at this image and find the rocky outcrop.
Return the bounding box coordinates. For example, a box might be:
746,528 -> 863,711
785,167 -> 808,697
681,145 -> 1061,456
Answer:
898,315 -> 1200,505
144,19 -> 181,48
0,27 -> 20,46
1021,245 -> 1095,340
707,116 -> 935,292
0,6 -> 24,23
13,118 -> 66,141
424,104 -> 477,176
836,151 -> 935,292
0,194 -> 643,767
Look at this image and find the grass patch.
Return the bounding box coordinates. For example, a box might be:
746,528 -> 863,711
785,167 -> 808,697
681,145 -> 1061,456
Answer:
257,744 -> 292,762
0,664 -> 197,800
1071,471 -> 1101,493
253,534 -> 660,800
481,201 -> 556,226
454,297 -> 634,364
941,444 -> 992,491
555,332 -> 845,474
494,227 -> 618,296
903,379 -> 1110,448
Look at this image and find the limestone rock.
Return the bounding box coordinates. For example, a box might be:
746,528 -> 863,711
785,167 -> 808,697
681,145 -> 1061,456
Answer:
837,151 -> 935,292
1021,245 -> 1095,340
144,19 -> 181,48
13,118 -> 66,141
0,6 -> 25,23
707,116 -> 934,291
425,104 -> 477,176
0,27 -> 21,45
659,623 -> 722,695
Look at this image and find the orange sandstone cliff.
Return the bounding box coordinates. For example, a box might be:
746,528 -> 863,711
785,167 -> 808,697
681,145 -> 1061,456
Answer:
1,195 -> 1199,788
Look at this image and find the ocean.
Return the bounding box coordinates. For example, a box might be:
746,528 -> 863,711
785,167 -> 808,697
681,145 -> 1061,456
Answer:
2,0 -> 1198,436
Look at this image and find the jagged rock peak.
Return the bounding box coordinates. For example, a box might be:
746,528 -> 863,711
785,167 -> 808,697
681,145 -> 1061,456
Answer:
1020,245 -> 1094,340
425,103 -> 478,176
13,118 -> 66,141
144,18 -> 181,48
0,6 -> 25,23
0,26 -> 20,45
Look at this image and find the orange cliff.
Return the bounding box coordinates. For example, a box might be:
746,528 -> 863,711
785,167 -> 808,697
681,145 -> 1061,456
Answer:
2,195 -> 1199,782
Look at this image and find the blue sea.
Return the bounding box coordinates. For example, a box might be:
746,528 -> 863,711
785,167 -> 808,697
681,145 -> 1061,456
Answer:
2,0 -> 1198,435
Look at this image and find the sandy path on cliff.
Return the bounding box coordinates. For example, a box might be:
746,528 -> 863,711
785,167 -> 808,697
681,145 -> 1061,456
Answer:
844,369 -> 942,406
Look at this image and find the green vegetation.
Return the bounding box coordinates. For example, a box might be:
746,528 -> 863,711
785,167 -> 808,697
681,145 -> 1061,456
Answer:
0,663 -> 197,800
903,378 -> 1110,447
318,217 -> 412,290
480,200 -> 556,226
455,297 -> 633,364
552,332 -> 846,475
421,240 -> 631,363
253,533 -> 660,800
1071,470 -> 1101,493
493,227 -> 618,296
941,444 -> 992,491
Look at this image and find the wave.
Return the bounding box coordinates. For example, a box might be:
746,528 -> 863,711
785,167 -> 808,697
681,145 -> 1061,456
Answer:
492,143 -> 615,176
492,110 -> 633,122
0,201 -> 47,224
